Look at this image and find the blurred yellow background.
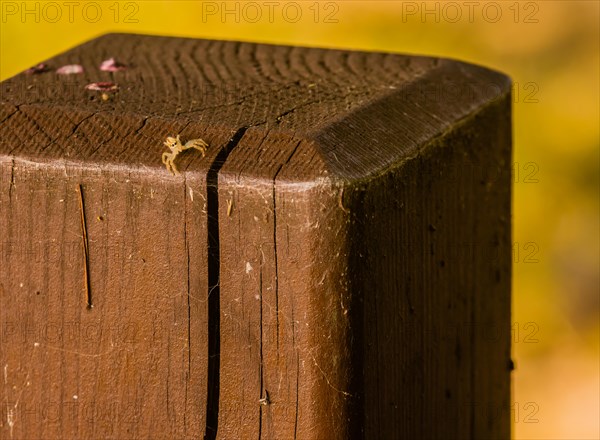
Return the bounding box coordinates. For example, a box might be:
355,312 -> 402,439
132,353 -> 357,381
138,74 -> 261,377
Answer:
1,1 -> 598,438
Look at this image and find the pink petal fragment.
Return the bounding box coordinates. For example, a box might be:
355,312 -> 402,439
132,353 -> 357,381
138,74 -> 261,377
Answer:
85,82 -> 119,92
56,64 -> 84,75
25,63 -> 50,74
100,58 -> 127,72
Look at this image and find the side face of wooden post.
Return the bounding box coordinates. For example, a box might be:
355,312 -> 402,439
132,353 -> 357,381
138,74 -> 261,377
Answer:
0,34 -> 511,439
345,99 -> 512,439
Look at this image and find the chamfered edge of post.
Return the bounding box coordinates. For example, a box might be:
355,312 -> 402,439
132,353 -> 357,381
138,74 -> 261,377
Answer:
308,57 -> 512,184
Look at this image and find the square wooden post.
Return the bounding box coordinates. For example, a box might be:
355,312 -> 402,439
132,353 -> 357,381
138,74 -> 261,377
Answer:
0,34 -> 512,439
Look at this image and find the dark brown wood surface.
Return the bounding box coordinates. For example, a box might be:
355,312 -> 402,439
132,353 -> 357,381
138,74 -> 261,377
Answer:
1,34 -> 511,439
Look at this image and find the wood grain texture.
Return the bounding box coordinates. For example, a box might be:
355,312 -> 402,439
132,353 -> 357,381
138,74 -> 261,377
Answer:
1,34 -> 511,439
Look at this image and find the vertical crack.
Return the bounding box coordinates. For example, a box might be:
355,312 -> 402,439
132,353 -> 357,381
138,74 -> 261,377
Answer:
294,353 -> 299,440
271,141 -> 301,360
184,175 -> 191,432
272,181 -> 280,358
258,268 -> 264,439
271,142 -> 302,439
8,159 -> 15,201
204,127 -> 249,440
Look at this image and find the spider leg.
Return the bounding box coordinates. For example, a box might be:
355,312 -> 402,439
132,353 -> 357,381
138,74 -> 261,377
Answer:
169,158 -> 179,175
184,140 -> 208,157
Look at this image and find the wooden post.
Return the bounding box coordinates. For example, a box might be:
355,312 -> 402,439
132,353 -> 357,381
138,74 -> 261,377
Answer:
0,34 -> 512,439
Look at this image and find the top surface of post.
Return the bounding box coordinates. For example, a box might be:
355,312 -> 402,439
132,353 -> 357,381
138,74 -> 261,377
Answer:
0,33 -> 510,182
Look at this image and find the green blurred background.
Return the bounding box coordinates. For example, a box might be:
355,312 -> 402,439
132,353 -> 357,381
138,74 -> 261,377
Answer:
1,1 -> 598,438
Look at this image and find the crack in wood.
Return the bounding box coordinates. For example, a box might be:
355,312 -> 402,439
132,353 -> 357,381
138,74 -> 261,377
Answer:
183,173 -> 191,433
271,140 -> 302,360
204,126 -> 249,440
258,267 -> 264,440
8,159 -> 15,201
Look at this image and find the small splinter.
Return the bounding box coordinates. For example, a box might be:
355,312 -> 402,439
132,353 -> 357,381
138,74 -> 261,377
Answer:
227,199 -> 233,217
78,184 -> 93,309
162,135 -> 208,175
259,390 -> 270,406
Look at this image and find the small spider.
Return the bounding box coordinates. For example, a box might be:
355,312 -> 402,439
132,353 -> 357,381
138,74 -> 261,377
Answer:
259,390 -> 270,406
162,135 -> 208,175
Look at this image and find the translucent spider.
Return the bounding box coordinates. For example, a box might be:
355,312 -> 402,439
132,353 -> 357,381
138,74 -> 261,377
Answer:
162,135 -> 208,175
